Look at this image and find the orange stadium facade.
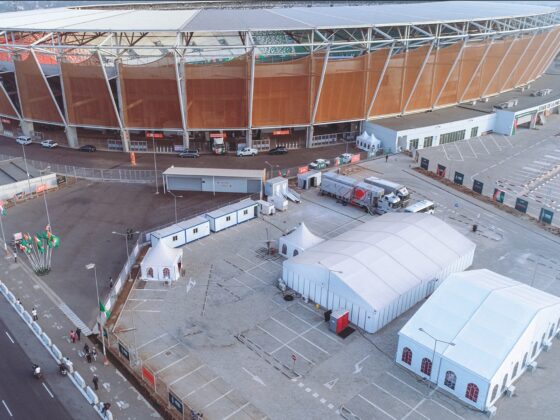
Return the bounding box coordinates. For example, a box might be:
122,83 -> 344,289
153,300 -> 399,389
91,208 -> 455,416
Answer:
0,1 -> 559,153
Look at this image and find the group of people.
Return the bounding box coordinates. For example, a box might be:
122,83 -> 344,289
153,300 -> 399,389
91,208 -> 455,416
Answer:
82,343 -> 98,363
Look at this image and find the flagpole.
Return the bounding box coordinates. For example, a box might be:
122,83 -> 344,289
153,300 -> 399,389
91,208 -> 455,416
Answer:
0,212 -> 7,253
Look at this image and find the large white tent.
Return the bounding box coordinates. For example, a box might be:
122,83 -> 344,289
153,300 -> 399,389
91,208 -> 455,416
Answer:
397,269 -> 560,413
140,241 -> 183,282
356,130 -> 381,153
278,223 -> 324,258
282,213 -> 475,333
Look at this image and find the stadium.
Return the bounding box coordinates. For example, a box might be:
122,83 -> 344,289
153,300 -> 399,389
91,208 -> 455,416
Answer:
0,1 -> 559,154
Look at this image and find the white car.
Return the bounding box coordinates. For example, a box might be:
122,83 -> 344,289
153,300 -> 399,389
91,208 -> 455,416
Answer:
40,139 -> 58,149
237,147 -> 258,157
309,158 -> 331,170
16,136 -> 32,145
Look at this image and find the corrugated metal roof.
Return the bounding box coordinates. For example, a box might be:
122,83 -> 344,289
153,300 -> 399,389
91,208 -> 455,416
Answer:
205,198 -> 257,218
0,2 -> 554,32
163,167 -> 264,179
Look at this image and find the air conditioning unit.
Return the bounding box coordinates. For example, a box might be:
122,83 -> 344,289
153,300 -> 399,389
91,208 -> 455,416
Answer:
471,101 -> 477,105
486,406 -> 497,418
532,88 -> 552,97
481,97 -> 489,103
528,361 -> 538,372
506,385 -> 516,397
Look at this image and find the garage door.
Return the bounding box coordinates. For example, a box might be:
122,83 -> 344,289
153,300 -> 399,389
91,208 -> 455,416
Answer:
247,179 -> 262,193
167,176 -> 203,191
516,114 -> 533,126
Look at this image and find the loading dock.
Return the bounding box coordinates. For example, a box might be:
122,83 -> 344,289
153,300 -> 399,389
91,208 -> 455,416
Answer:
163,167 -> 264,194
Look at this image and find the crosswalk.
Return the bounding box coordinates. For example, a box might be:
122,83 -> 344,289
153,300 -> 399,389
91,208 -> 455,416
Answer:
58,303 -> 93,336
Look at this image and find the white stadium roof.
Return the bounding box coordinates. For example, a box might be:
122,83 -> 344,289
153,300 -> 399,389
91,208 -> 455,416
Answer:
400,269 -> 560,380
0,1 -> 555,32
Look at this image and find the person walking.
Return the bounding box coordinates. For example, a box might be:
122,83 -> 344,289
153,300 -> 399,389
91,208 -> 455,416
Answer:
385,154 -> 388,163
70,330 -> 76,343
86,351 -> 92,363
92,347 -> 98,362
83,343 -> 89,354
101,402 -> 111,415
109,277 -> 113,289
92,374 -> 99,391
31,307 -> 38,321
75,327 -> 81,341
13,252 -> 17,263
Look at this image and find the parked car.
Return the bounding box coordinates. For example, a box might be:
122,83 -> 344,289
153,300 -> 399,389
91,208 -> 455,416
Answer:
79,144 -> 96,152
15,136 -> 32,145
40,139 -> 58,148
308,158 -> 331,170
338,153 -> 353,164
178,149 -> 200,158
268,146 -> 288,155
237,147 -> 258,157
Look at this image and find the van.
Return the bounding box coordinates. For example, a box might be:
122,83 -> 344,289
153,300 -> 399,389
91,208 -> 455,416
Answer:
404,200 -> 435,214
16,136 -> 32,145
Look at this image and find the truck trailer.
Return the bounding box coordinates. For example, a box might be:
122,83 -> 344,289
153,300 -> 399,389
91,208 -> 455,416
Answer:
364,177 -> 410,205
320,172 -> 400,214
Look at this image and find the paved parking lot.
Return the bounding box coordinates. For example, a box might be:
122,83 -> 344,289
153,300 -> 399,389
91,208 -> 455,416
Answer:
109,158 -> 560,420
418,117 -> 560,226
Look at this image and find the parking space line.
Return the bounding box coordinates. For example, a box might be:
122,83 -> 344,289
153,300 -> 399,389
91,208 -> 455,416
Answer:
358,394 -> 397,420
476,137 -> 490,155
185,376 -> 219,397
270,317 -> 329,355
257,325 -> 316,365
384,372 -> 424,396
290,304 -> 342,345
453,143 -> 464,161
402,399 -> 427,420
169,364 -> 206,386
222,402 -> 250,420
155,354 -> 190,374
466,140 -> 478,159
369,382 -> 430,420
428,393 -> 466,420
203,389 -> 233,409
144,343 -> 181,362
136,332 -> 169,350
236,253 -> 256,267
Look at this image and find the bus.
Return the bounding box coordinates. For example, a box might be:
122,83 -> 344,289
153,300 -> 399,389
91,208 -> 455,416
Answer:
404,200 -> 435,214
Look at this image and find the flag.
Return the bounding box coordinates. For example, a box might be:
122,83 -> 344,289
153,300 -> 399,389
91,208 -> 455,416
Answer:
0,201 -> 6,216
99,301 -> 111,319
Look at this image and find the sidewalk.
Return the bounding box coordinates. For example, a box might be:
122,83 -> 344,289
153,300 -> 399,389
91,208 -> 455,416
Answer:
0,252 -> 161,420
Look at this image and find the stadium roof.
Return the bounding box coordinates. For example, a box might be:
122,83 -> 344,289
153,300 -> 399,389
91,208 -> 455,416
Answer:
0,1 -> 555,33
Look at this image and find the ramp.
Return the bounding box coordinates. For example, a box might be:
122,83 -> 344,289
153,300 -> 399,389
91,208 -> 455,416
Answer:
285,188 -> 301,203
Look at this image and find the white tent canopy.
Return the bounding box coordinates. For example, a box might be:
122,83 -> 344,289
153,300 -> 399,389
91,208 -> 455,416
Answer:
141,241 -> 183,281
356,130 -> 381,152
278,222 -> 324,258
283,213 -> 476,332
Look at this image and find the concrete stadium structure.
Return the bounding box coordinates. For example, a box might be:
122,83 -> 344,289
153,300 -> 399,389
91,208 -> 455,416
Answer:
0,1 -> 559,153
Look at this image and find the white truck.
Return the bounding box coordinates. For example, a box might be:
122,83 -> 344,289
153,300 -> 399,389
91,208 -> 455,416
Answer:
237,147 -> 258,157
320,172 -> 400,214
364,177 -> 410,206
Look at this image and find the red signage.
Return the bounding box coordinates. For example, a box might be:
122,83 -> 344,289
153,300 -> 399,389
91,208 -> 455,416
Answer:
273,130 -> 290,136
142,366 -> 155,386
210,133 -> 226,138
298,166 -> 309,175
130,152 -> 136,166
36,184 -> 47,193
146,132 -> 164,139
350,154 -> 361,163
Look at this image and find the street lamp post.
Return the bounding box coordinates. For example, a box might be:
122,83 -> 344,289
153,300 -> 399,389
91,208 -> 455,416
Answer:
21,143 -> 32,195
168,191 -> 183,224
112,230 -> 139,259
418,327 -> 455,391
264,161 -> 278,179
318,261 -> 343,310
86,263 -> 109,365
152,137 -> 159,194
39,167 -> 52,229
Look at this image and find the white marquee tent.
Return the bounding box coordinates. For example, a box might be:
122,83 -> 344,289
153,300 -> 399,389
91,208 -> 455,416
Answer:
356,130 -> 381,153
282,213 -> 476,333
278,223 -> 324,258
140,241 -> 183,281
397,269 -> 560,412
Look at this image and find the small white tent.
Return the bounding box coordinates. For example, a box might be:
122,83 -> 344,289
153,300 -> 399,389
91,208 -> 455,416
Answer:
141,241 -> 183,281
356,131 -> 381,153
278,223 -> 324,258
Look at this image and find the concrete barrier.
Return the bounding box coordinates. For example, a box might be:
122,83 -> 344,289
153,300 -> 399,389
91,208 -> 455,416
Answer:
6,290 -> 15,303
73,371 -> 86,388
16,303 -> 24,313
105,411 -> 113,420
85,386 -> 99,405
31,321 -> 42,336
22,311 -> 32,324
41,332 -> 52,347
51,344 -> 63,361
0,283 -> 7,295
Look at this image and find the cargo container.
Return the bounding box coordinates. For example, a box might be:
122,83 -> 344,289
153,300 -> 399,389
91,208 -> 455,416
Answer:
364,177 -> 410,205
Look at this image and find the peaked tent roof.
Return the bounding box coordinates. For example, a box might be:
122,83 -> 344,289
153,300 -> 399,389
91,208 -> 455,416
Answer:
285,213 -> 475,313
280,222 -> 324,252
400,269 -> 560,380
143,240 -> 182,268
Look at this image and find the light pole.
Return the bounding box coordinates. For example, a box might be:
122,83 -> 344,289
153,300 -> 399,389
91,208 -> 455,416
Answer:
21,142 -> 32,195
264,161 -> 278,179
86,263 -> 108,365
318,261 -> 343,310
39,166 -> 51,229
418,327 -> 455,391
0,208 -> 6,252
152,137 -> 159,194
112,230 -> 139,259
168,191 -> 183,224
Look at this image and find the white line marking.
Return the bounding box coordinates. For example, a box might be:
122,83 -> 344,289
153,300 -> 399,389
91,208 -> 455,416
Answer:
270,317 -> 329,354
257,325 -> 315,365
2,400 -> 13,417
136,332 -> 169,350
203,389 -> 233,409
369,382 -> 430,420
466,139 -> 478,159
454,143 -> 464,161
358,394 -> 397,420
222,402 -> 250,420
155,354 -> 190,374
185,376 -> 219,397
5,331 -> 14,344
477,137 -> 490,155
384,372 -> 424,396
42,383 -> 54,398
144,343 -> 180,362
354,354 -> 371,374
402,399 -> 427,420
169,364 -> 205,386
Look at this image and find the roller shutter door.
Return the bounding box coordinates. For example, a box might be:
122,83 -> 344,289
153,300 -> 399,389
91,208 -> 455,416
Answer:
167,176 -> 203,191
516,114 -> 533,126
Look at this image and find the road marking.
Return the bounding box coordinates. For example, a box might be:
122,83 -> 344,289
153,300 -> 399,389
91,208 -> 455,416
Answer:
358,394 -> 397,420
203,389 -> 233,409
354,354 -> 370,374
454,143 -> 464,161
385,372 -> 424,396
402,399 -> 427,420
370,382 -> 430,420
5,331 -> 14,344
136,333 -> 169,350
155,354 -> 190,374
2,400 -> 12,417
42,383 -> 54,398
476,137 -> 490,155
242,367 -> 266,386
185,376 -> 219,397
256,325 -> 315,365
168,364 -> 205,386
466,140 -> 478,159
324,378 -> 338,390
222,402 -> 250,420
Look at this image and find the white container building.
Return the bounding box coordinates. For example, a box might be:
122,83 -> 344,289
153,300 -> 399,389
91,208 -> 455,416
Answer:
205,199 -> 258,232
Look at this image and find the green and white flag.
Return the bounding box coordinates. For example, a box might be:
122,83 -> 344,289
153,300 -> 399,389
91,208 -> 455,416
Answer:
99,301 -> 111,319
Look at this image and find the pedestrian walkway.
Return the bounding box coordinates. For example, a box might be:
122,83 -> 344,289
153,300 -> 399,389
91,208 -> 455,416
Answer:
0,252 -> 161,419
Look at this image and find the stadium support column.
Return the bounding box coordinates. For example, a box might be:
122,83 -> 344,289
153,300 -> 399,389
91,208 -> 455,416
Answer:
113,58 -> 130,153
175,53 -> 189,149
247,45 -> 256,148
58,54 -> 79,148
20,120 -> 34,137
308,45 -> 331,148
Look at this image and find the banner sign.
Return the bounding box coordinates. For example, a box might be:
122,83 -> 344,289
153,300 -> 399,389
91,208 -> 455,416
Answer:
169,392 -> 183,413
436,164 -> 446,177
298,166 -> 309,174
473,180 -> 484,194
539,208 -> 554,225
210,133 -> 225,138
493,188 -> 505,203
145,132 -> 164,139
118,343 -> 130,360
515,198 -> 528,213
350,154 -> 361,163
272,130 -> 290,135
420,157 -> 429,170
454,172 -> 464,185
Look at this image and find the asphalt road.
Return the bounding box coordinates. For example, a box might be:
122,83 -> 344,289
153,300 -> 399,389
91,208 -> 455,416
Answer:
0,298 -> 96,420
0,135 -> 354,171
